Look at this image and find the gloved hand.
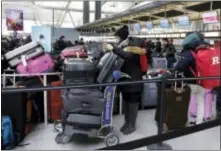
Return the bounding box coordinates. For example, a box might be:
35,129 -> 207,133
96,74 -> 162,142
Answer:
102,43 -> 113,52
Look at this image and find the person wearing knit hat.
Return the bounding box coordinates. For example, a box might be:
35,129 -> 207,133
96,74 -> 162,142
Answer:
103,25 -> 145,135
175,32 -> 215,124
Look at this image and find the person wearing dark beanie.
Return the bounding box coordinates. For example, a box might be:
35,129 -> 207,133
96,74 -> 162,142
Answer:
103,25 -> 145,135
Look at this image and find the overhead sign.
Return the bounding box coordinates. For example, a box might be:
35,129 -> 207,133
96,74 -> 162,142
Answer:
202,11 -> 219,24
146,21 -> 153,29
5,9 -> 23,31
160,19 -> 169,28
178,15 -> 190,26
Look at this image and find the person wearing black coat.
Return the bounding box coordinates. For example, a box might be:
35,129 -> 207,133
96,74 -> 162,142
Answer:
162,38 -> 176,69
155,38 -> 162,55
102,25 -> 145,135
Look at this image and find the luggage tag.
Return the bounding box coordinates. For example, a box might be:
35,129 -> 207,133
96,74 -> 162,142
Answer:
21,55 -> 28,67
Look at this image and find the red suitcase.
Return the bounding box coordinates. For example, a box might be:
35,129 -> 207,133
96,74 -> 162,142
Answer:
48,81 -> 63,121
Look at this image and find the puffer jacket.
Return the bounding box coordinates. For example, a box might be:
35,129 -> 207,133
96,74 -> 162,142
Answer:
112,39 -> 145,93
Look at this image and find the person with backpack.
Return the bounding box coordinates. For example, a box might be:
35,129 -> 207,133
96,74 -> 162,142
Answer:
102,25 -> 146,135
162,38 -> 176,69
175,32 -> 220,124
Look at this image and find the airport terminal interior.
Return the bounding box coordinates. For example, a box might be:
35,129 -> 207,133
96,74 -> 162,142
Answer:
1,1 -> 221,150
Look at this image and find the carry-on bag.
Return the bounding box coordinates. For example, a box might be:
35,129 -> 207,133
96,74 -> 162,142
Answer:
97,52 -> 124,83
60,45 -> 88,59
63,58 -> 98,85
5,41 -> 44,67
1,116 -> 15,150
16,54 -> 55,75
155,72 -> 191,131
141,71 -> 160,108
152,57 -> 167,69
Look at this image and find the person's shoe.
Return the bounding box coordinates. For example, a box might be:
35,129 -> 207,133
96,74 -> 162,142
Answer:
203,118 -> 211,122
122,125 -> 136,135
189,115 -> 197,126
122,103 -> 138,135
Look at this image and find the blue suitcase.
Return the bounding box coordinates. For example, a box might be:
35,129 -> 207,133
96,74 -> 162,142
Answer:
1,116 -> 15,150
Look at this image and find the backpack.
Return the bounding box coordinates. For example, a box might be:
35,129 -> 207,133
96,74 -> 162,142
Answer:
190,47 -> 220,89
140,40 -> 148,73
1,116 -> 15,150
140,55 -> 148,73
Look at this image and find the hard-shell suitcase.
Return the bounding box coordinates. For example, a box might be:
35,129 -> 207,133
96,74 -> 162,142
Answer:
97,52 -> 124,83
48,80 -> 63,121
152,57 -> 167,69
63,58 -> 98,85
142,79 -> 159,108
8,47 -> 44,67
1,116 -> 15,150
16,54 -> 55,75
60,46 -> 88,59
5,41 -> 43,67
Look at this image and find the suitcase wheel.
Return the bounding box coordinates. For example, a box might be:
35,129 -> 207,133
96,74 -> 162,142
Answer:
55,133 -> 72,144
105,133 -> 119,147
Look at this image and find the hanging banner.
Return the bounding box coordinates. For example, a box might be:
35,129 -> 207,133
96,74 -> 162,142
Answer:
202,11 -> 219,24
5,9 -> 23,31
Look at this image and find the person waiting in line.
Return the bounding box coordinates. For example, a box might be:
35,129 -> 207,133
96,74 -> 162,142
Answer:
155,38 -> 162,56
102,25 -> 145,135
162,38 -> 176,69
57,35 -> 67,51
74,40 -> 79,46
79,38 -> 84,45
175,32 -> 215,124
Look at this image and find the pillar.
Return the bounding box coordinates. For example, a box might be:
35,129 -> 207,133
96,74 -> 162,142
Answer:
95,1 -> 101,20
83,1 -> 90,24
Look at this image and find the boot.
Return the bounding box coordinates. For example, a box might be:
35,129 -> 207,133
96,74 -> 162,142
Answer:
120,102 -> 129,132
123,103 -> 138,135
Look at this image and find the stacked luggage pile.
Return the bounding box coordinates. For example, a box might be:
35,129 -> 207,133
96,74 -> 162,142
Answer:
55,49 -> 124,146
4,41 -> 55,75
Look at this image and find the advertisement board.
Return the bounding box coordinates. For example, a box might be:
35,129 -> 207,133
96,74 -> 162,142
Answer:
146,21 -> 153,29
5,9 -> 23,31
202,11 -> 219,24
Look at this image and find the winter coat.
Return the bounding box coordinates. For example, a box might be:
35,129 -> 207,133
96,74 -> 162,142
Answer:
163,44 -> 176,61
175,41 -> 210,84
112,40 -> 145,93
155,41 -> 162,53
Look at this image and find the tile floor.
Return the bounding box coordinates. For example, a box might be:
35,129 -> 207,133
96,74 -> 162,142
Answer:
15,109 -> 220,150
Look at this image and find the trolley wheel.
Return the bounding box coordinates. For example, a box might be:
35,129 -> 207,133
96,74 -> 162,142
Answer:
55,133 -> 72,144
105,133 -> 119,147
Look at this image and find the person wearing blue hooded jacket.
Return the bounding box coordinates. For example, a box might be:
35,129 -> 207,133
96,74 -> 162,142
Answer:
174,32 -> 216,124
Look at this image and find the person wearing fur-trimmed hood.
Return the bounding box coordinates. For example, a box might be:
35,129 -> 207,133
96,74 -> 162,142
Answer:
103,25 -> 145,135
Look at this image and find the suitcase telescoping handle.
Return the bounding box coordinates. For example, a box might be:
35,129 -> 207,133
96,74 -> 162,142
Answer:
174,71 -> 184,91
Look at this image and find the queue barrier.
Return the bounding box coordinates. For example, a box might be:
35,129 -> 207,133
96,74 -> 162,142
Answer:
1,75 -> 221,150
